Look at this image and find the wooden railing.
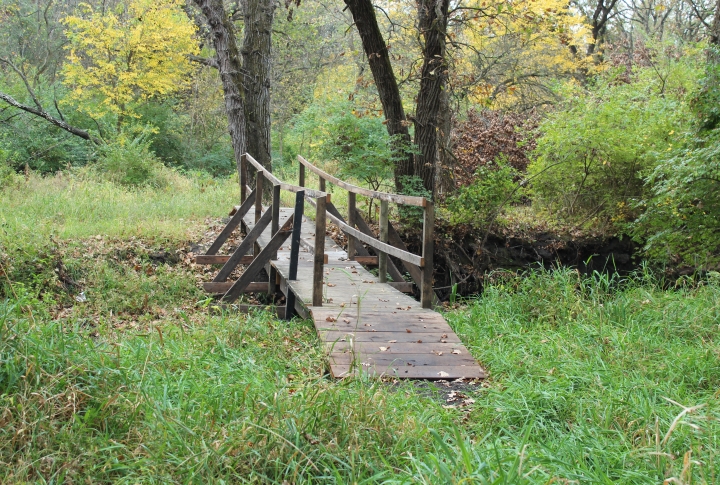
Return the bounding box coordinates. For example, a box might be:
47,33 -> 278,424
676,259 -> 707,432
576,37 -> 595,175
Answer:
199,152 -> 436,314
297,155 -> 435,309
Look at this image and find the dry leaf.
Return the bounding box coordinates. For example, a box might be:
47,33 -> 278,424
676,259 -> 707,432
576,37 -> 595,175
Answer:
435,351 -> 444,356
343,318 -> 350,323
379,346 -> 389,352
327,283 -> 336,287
325,316 -> 337,322
406,329 -> 412,333
438,371 -> 450,377
441,333 -> 448,338
417,340 -> 423,343
452,349 -> 461,355
388,340 -> 397,343
441,339 -> 448,343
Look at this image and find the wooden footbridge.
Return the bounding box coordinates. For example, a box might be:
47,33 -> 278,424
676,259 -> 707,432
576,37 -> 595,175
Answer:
197,153 -> 485,380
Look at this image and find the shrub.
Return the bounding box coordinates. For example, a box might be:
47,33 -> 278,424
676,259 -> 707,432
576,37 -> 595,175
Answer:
528,48 -> 701,228
633,47 -> 720,265
445,157 -> 522,227
96,130 -> 170,188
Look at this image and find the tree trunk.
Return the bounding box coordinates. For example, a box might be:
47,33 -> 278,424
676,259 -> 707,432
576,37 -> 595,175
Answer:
192,0 -> 247,182
414,0 -> 449,197
242,0 -> 275,171
711,0 -> 720,46
343,0 -> 414,192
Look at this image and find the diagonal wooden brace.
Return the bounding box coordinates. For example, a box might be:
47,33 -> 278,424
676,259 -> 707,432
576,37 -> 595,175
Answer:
221,221 -> 294,303
213,208 -> 273,282
206,190 -> 256,255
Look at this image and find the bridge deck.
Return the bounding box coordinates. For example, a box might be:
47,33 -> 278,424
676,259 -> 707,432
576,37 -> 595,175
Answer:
242,207 -> 486,380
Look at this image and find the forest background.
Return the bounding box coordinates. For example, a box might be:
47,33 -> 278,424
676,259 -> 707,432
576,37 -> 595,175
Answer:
2,0 -> 720,270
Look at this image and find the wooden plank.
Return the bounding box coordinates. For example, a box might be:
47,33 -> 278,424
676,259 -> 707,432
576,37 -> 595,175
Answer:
324,341 -> 470,354
352,256 -> 378,265
206,190 -> 256,255
214,208 -> 273,282
221,225 -> 293,303
421,201 -> 434,309
298,237 -> 329,264
196,255 -> 254,265
298,155 -> 426,207
203,281 -> 269,294
331,364 -> 486,379
319,330 -> 462,344
313,196 -> 326,307
328,352 -> 478,367
387,281 -> 414,293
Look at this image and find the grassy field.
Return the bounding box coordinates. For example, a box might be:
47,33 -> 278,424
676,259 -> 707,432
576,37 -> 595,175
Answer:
1,173 -> 719,483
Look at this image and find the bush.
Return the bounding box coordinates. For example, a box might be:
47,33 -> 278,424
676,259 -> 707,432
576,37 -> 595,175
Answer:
445,157 -> 522,227
96,130 -> 170,188
633,47 -> 720,265
528,48 -> 701,228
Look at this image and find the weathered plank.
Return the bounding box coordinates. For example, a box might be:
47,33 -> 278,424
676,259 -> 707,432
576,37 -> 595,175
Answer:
203,281 -> 268,294
196,255 -> 254,265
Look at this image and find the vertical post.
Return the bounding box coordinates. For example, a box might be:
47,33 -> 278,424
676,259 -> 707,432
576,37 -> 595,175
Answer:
379,199 -> 389,283
240,154 -> 248,203
299,160 -> 305,188
312,195 -> 326,307
319,176 -> 326,193
347,192 -> 356,260
268,183 -> 281,295
254,171 -> 264,257
286,191 -> 304,320
421,200 -> 434,309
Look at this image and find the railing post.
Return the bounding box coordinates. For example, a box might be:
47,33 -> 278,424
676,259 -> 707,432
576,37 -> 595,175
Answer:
240,154 -> 248,203
254,170 -> 264,258
299,160 -> 305,188
319,176 -> 326,193
347,192 -> 356,260
378,199 -> 389,283
421,200 -> 434,309
286,191 -> 305,320
313,195 -> 326,306
269,183 -> 281,295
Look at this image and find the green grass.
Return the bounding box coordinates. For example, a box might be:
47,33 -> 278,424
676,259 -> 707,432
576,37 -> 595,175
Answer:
1,173 -> 719,483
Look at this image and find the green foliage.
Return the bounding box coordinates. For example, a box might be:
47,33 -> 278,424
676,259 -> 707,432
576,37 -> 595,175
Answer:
96,130 -> 170,188
285,99 -> 395,190
446,157 -> 522,227
529,50 -> 701,228
633,48 -> 720,265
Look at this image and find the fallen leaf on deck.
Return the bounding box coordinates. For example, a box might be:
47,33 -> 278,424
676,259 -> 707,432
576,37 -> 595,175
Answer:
406,329 -> 412,333
438,371 -> 450,377
379,347 -> 389,352
452,349 -> 461,354
388,340 -> 397,343
325,316 -> 337,322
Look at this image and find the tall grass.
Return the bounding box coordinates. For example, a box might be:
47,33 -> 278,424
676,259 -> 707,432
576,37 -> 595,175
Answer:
1,174 -> 719,482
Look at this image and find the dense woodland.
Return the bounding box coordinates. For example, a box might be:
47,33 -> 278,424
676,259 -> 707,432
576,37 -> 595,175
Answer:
2,0 -> 720,483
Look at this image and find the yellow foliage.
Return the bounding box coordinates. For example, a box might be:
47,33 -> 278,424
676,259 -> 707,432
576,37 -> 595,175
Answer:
62,0 -> 198,119
454,0 -> 595,107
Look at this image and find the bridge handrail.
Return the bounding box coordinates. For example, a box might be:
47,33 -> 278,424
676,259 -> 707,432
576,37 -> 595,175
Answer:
297,155 -> 427,207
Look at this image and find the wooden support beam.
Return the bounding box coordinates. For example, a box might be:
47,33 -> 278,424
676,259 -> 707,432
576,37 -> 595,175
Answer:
213,208 -> 273,282
347,192 -> 357,260
286,191 -> 304,320
379,200 -> 389,283
313,195 -> 326,307
206,190 -> 256,255
196,255 -> 254,265
421,201 -> 435,309
203,281 -> 269,294
221,225 -> 293,303
269,184 -> 281,295
240,154 -> 248,203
